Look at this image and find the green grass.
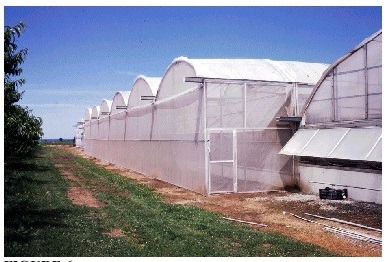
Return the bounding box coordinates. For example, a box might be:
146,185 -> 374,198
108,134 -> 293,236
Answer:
4,146 -> 338,257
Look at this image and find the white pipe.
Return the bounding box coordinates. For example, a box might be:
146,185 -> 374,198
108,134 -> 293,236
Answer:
323,227 -> 382,245
222,217 -> 267,227
284,211 -> 382,245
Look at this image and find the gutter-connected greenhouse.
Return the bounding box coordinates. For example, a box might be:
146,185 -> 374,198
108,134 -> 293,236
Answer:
80,57 -> 329,195
75,30 -> 382,203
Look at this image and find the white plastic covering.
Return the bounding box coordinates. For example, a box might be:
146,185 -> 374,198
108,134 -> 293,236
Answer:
303,30 -> 382,124
157,57 -> 329,100
128,75 -> 161,108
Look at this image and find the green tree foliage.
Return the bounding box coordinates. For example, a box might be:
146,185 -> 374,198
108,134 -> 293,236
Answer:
4,22 -> 43,160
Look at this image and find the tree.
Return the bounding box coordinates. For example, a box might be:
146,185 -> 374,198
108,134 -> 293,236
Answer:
4,22 -> 43,160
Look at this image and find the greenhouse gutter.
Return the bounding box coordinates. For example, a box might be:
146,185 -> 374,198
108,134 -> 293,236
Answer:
185,76 -> 311,86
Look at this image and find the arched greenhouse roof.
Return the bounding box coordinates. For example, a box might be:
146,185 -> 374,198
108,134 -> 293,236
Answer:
91,105 -> 100,120
84,107 -> 92,122
128,75 -> 162,108
280,29 -> 382,163
156,56 -> 329,100
100,99 -> 113,118
110,91 -> 131,115
301,29 -> 382,124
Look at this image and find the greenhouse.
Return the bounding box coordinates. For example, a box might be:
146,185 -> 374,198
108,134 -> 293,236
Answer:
280,29 -> 382,203
74,118 -> 85,147
82,57 -> 329,195
128,75 -> 161,108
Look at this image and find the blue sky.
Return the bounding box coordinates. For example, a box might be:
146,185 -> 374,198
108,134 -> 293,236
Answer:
4,6 -> 382,139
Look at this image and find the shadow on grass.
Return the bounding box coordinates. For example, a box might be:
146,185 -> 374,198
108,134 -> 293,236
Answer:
5,201 -> 74,243
4,152 -> 83,254
5,161 -> 53,173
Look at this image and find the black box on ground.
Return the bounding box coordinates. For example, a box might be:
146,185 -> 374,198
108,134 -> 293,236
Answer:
319,187 -> 348,200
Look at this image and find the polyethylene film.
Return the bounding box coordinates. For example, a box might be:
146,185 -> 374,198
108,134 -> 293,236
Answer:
305,32 -> 382,124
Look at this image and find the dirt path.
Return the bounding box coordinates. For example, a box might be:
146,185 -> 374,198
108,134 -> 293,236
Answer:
54,153 -> 106,208
59,145 -> 382,257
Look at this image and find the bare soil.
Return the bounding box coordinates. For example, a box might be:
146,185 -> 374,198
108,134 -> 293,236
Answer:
54,153 -> 106,208
67,187 -> 106,208
102,228 -> 127,238
59,145 -> 382,257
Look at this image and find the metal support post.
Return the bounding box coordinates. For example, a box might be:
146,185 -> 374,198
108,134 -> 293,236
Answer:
332,68 -> 337,121
108,115 -> 111,141
294,83 -> 299,116
203,82 -> 209,194
364,45 -> 369,119
233,129 -> 238,193
123,111 -> 128,141
244,83 -> 247,128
